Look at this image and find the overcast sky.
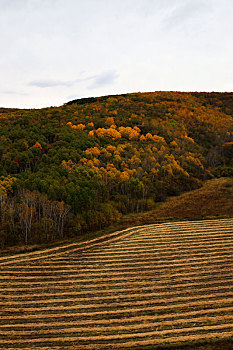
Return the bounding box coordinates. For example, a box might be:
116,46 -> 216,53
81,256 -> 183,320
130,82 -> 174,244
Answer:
0,0 -> 233,108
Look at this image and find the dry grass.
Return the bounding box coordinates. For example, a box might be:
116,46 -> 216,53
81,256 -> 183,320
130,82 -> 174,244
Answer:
0,324 -> 233,344
0,218 -> 233,349
121,177 -> 233,226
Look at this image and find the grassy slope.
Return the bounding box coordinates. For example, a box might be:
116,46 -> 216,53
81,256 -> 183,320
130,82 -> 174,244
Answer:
120,177 -> 233,226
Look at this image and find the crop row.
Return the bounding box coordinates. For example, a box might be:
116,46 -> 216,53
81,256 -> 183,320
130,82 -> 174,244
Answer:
1,218 -> 233,349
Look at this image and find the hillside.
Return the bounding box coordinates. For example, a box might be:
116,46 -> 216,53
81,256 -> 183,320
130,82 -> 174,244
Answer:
0,218 -> 233,349
120,177 -> 233,227
0,91 -> 233,249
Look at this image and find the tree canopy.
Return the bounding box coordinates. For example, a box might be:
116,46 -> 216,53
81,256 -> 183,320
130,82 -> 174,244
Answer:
0,91 -> 232,248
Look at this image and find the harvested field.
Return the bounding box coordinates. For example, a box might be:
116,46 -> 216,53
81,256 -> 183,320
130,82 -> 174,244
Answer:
0,218 -> 233,349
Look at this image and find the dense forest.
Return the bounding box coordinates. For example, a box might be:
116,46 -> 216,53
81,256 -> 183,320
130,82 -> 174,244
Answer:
0,91 -> 233,248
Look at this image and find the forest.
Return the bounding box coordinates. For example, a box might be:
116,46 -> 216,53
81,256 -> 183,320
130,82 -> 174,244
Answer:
0,91 -> 233,249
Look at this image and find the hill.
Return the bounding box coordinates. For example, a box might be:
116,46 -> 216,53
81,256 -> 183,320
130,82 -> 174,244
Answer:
0,91 -> 232,249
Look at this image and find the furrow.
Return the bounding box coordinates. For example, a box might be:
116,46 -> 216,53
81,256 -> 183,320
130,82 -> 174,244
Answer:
1,290 -> 232,308
2,330 -> 233,350
1,259 -> 232,278
1,315 -> 233,338
1,296 -> 233,315
1,275 -> 232,292
1,278 -> 232,295
115,230 -> 233,242
49,250 -> 233,263
86,242 -> 233,254
0,323 -> 233,345
1,306 -> 233,327
1,254 -> 232,271
0,268 -> 232,286
1,314 -> 233,334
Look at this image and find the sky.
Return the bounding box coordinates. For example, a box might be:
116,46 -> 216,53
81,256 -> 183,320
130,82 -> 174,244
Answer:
0,0 -> 233,108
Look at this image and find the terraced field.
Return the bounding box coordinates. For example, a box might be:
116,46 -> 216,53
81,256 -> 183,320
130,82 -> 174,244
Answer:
0,218 -> 233,349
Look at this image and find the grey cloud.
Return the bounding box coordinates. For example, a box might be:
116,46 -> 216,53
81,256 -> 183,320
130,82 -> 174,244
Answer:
0,0 -> 24,11
163,0 -> 211,29
28,71 -> 118,89
0,90 -> 28,96
89,70 -> 119,90
0,0 -> 60,11
28,75 -> 96,88
66,94 -> 83,100
28,79 -> 74,88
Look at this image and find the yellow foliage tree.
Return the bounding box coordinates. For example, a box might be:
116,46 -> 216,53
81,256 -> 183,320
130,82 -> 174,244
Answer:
120,171 -> 130,182
96,128 -> 121,140
133,126 -> 141,133
114,154 -> 121,163
79,158 -> 88,165
105,117 -> 115,127
76,124 -> 86,130
145,133 -> 153,141
106,145 -> 116,153
61,160 -> 74,172
152,135 -> 166,144
0,176 -> 16,204
87,122 -> 94,128
170,140 -> 178,148
93,157 -> 100,167
118,126 -> 140,140
85,147 -> 101,158
140,135 -> 146,142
